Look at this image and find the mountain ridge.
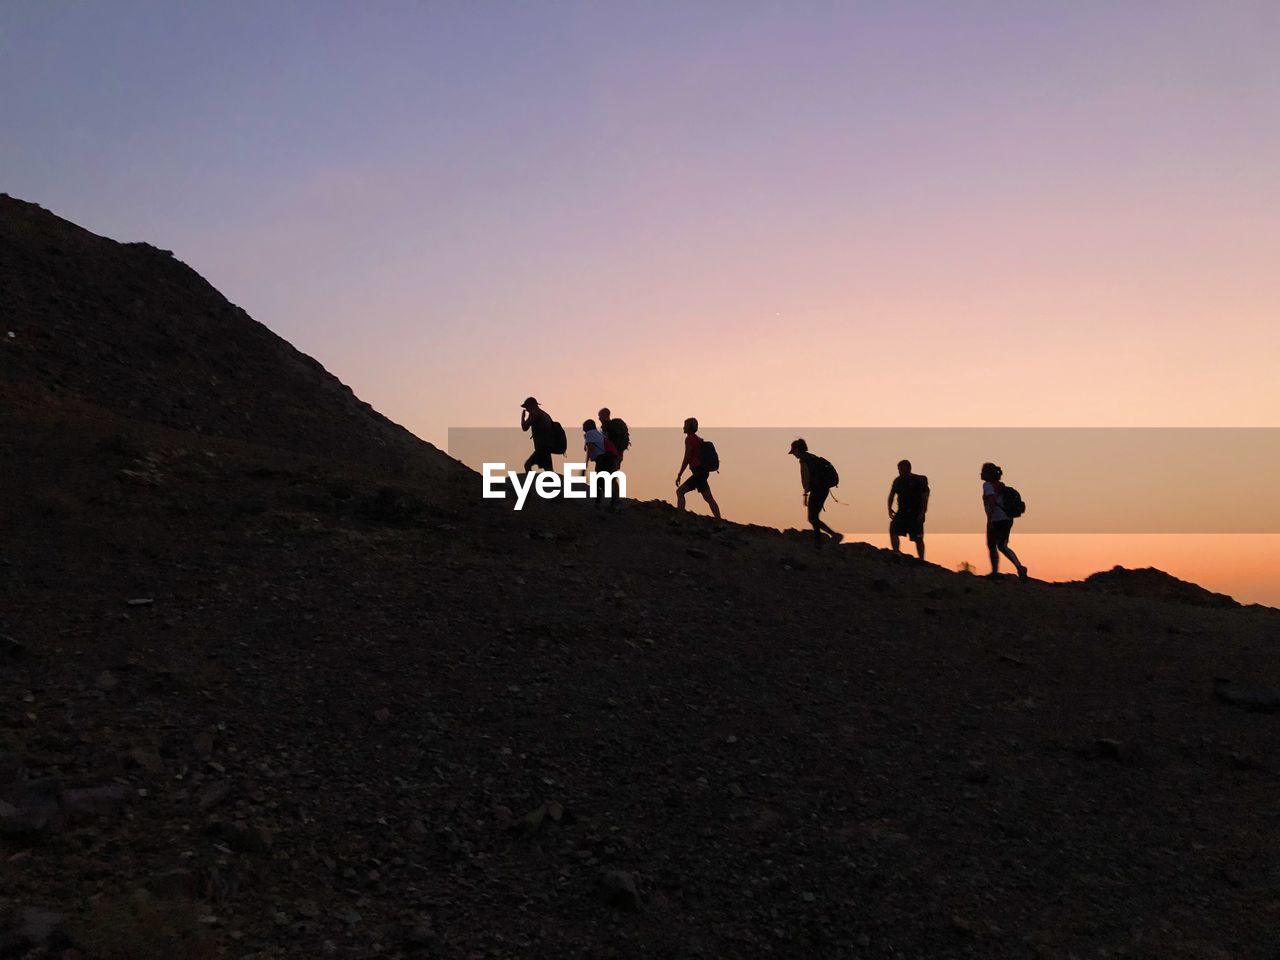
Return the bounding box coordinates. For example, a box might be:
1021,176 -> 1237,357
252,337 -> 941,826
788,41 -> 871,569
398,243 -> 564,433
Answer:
2,197 -> 1277,959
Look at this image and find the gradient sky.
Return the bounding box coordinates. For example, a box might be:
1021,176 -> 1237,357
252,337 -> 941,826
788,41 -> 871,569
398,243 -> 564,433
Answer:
4,1 -> 1278,445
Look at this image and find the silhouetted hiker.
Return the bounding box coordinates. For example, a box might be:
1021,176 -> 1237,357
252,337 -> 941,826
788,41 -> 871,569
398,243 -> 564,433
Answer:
520,397 -> 566,473
788,439 -> 843,547
675,417 -> 721,519
598,407 -> 630,464
888,459 -> 930,559
981,462 -> 1028,579
583,419 -> 621,511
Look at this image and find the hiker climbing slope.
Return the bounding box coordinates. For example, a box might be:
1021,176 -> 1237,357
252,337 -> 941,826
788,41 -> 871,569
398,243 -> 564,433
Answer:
675,417 -> 721,520
981,461 -> 1028,579
888,459 -> 929,560
788,438 -> 843,547
598,407 -> 630,465
520,397 -> 566,474
583,418 -> 621,511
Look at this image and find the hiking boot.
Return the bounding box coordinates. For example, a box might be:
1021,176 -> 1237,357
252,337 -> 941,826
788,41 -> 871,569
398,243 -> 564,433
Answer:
1017,565 -> 1029,580
830,532 -> 844,544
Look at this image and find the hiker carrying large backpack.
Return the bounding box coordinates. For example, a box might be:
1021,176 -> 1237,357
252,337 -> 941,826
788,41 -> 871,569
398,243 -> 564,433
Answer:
675,417 -> 721,520
981,461 -> 1028,579
788,438 -> 843,548
521,397 -> 564,472
888,459 -> 930,560
582,419 -> 621,512
598,407 -> 631,464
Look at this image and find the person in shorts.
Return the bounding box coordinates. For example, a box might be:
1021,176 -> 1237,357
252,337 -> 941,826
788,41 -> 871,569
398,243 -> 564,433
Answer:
789,438 -> 843,547
674,417 -> 721,519
982,461 -> 1027,579
887,459 -> 929,559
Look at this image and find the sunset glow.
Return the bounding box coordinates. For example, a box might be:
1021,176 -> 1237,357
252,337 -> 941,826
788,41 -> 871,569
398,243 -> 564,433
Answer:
4,2 -> 1276,603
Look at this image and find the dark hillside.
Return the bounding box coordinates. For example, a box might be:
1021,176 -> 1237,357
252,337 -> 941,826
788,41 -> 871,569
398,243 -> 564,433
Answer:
0,194 -> 450,479
2,199 -> 1278,960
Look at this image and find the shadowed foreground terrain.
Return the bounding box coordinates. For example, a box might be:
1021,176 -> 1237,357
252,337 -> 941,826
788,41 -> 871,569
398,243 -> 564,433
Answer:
2,197 -> 1278,959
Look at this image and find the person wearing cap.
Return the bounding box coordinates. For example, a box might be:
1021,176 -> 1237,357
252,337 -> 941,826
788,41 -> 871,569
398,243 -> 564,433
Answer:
520,397 -> 554,473
788,438 -> 843,548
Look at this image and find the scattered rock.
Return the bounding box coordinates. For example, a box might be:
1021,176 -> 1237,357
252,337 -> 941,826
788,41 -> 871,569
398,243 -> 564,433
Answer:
196,780 -> 232,811
404,922 -> 437,949
1214,679 -> 1280,714
61,783 -> 132,818
599,869 -> 642,911
193,730 -> 215,758
94,670 -> 119,691
209,819 -> 272,855
141,867 -> 196,900
686,547 -> 709,560
1094,738 -> 1126,760
14,907 -> 69,947
129,746 -> 165,775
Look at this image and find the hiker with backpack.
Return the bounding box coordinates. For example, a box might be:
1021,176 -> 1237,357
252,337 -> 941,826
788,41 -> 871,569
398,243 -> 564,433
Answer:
520,397 -> 565,473
582,419 -> 621,511
981,462 -> 1028,579
888,459 -> 930,559
675,417 -> 721,520
788,439 -> 844,547
598,408 -> 630,465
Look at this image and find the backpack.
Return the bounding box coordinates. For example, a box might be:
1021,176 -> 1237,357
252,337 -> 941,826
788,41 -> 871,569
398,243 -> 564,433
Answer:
1000,483 -> 1026,518
547,420 -> 568,455
605,418 -> 630,453
810,455 -> 839,488
699,440 -> 720,472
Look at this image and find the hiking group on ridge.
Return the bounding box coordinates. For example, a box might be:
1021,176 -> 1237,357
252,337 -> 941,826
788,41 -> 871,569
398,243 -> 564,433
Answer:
518,397 -> 1028,578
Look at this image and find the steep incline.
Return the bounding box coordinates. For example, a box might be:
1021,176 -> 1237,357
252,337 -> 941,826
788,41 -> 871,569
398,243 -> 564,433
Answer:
0,194 -> 450,479
3,197 -> 1278,959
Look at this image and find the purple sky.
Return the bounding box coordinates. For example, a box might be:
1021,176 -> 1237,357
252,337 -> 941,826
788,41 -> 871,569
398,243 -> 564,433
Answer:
4,1 -> 1278,443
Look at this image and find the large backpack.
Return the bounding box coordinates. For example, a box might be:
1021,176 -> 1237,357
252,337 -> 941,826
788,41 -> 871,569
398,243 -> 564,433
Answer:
810,455 -> 839,488
699,440 -> 720,472
547,420 -> 568,455
605,418 -> 630,453
1000,483 -> 1026,518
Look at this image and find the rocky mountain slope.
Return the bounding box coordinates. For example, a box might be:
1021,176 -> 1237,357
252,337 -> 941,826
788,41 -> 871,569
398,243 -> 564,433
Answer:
0,194 -> 450,481
2,199 -> 1278,960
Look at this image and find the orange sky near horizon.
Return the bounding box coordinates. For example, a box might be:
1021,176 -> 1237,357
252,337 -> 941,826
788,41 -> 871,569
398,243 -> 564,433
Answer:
5,5 -> 1277,602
